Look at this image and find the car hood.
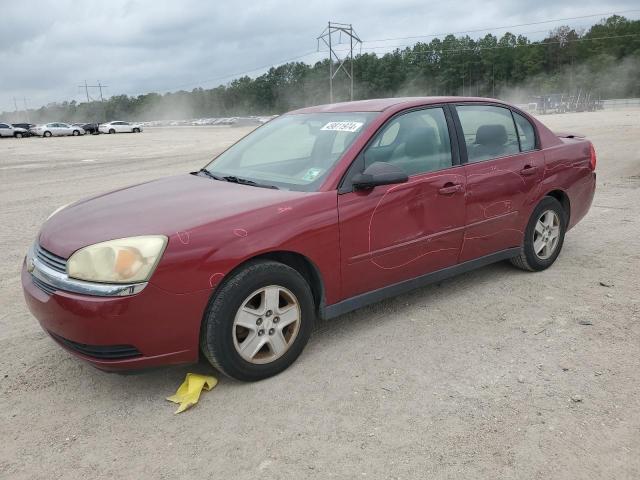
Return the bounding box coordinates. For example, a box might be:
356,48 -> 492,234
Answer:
38,174 -> 309,258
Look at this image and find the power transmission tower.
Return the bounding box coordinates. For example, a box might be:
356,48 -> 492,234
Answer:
317,22 -> 361,103
23,97 -> 30,123
77,81 -> 108,102
97,81 -> 106,102
79,80 -> 91,102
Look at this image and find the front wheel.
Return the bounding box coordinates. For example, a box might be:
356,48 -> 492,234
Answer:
200,260 -> 314,381
14,132 -> 23,138
133,127 -> 140,133
72,130 -> 80,136
43,131 -> 52,138
109,129 -> 115,134
510,196 -> 567,271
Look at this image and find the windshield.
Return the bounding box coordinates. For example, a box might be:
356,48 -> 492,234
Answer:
202,112 -> 376,191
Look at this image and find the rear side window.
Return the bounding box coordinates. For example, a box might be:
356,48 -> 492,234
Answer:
456,105 -> 519,163
513,112 -> 536,151
364,107 -> 453,176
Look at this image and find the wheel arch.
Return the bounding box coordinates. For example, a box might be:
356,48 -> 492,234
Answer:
204,250 -> 326,319
544,189 -> 571,225
197,250 -> 326,362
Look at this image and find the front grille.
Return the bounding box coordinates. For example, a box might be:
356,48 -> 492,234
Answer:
49,332 -> 142,360
32,275 -> 57,295
35,243 -> 67,274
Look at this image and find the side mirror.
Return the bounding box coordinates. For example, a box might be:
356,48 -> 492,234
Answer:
352,161 -> 408,190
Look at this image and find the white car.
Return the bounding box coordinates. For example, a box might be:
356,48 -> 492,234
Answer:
99,121 -> 143,134
30,123 -> 85,137
0,123 -> 28,138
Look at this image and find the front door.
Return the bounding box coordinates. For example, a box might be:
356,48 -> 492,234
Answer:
454,104 -> 544,262
338,106 -> 466,299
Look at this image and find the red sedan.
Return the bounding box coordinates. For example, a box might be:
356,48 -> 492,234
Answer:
22,97 -> 596,381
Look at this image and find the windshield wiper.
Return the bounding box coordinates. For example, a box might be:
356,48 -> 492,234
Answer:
222,176 -> 279,190
197,168 -> 224,181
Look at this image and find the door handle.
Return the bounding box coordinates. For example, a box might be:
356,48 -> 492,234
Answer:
519,165 -> 538,176
438,183 -> 462,195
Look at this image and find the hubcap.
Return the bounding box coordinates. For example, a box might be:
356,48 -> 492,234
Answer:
232,285 -> 301,364
533,210 -> 561,260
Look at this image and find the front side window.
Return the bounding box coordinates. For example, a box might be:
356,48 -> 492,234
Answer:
204,112 -> 376,191
364,108 -> 453,176
456,105 -> 520,163
0,124 -> 9,129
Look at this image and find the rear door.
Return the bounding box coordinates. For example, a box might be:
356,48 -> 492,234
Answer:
338,106 -> 466,299
453,104 -> 544,262
0,123 -> 11,137
50,123 -> 62,136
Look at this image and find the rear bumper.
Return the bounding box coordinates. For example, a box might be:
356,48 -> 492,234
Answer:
21,260 -> 212,372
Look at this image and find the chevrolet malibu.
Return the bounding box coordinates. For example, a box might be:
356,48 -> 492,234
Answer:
22,97 -> 596,381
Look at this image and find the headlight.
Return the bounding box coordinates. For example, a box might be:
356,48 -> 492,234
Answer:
67,235 -> 167,283
47,203 -> 71,220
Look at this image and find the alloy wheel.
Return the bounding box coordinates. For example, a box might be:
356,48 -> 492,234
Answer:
232,285 -> 301,364
533,210 -> 561,260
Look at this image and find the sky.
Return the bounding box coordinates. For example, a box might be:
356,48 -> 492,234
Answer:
1,0 -> 639,113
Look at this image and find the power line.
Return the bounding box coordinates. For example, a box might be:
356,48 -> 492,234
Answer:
323,27 -> 557,54
165,9 -> 637,93
349,32 -> 640,57
359,9 -> 640,44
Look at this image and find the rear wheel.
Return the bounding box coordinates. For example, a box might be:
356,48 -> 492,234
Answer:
510,196 -> 567,271
43,131 -> 52,137
200,260 -> 314,381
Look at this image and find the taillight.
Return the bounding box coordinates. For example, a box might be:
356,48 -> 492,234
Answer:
589,143 -> 597,171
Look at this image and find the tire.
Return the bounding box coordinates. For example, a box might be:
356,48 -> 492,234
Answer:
72,130 -> 80,136
133,128 -> 140,133
510,196 -> 567,272
200,260 -> 315,381
15,132 -> 23,138
109,129 -> 115,134
43,131 -> 52,137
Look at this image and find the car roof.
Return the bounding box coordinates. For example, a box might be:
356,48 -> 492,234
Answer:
287,96 -> 509,114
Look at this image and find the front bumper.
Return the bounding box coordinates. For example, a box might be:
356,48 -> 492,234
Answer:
21,259 -> 212,372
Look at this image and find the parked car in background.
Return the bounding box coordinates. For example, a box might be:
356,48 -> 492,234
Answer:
73,123 -> 99,135
30,123 -> 85,137
22,97 -> 596,381
0,122 -> 29,138
12,123 -> 35,136
99,121 -> 143,134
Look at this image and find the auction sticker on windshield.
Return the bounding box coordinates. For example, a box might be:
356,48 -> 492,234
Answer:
321,121 -> 364,132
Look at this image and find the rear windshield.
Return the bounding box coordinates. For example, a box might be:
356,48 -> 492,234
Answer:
203,112 -> 376,191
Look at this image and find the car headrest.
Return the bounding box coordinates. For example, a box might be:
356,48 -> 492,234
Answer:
475,124 -> 507,146
405,126 -> 438,157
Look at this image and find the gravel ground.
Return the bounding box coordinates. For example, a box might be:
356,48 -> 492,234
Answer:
1,110 -> 639,479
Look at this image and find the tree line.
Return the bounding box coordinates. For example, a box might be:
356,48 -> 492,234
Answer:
4,15 -> 639,123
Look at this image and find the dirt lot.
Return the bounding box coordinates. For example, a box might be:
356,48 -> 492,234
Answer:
1,110 -> 639,479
